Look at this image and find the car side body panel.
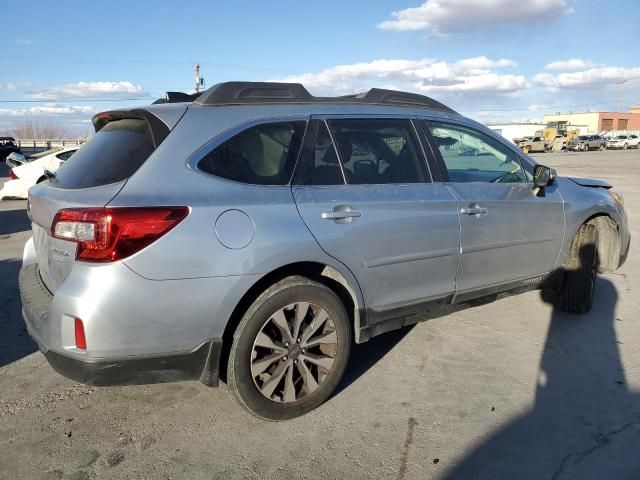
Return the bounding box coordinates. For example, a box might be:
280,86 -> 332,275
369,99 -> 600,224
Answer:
18,90 -> 631,395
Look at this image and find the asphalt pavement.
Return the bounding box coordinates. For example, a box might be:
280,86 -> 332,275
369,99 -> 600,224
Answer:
0,149 -> 639,480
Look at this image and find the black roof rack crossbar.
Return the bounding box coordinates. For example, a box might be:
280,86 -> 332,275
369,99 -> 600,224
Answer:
193,81 -> 456,113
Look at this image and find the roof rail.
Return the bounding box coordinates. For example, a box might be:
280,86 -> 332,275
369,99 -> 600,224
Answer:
152,91 -> 201,104
355,88 -> 455,113
193,81 -> 456,113
195,82 -> 313,105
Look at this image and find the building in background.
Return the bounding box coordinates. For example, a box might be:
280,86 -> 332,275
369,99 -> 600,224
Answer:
486,122 -> 547,144
542,110 -> 640,133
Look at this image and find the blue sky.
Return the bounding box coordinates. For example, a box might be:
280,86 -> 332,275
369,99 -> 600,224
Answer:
1,0 -> 639,135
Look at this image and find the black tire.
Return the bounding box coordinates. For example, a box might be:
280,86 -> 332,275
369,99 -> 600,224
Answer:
227,276 -> 351,420
583,143 -> 589,152
599,143 -> 605,151
557,223 -> 598,313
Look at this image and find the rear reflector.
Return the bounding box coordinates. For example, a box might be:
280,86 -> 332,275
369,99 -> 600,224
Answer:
51,207 -> 189,263
8,168 -> 18,180
74,317 -> 87,350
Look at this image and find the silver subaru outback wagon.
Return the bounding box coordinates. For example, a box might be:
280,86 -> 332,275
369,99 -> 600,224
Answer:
20,82 -> 630,420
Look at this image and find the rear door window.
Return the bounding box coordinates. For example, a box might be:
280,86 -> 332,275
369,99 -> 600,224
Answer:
197,121 -> 306,185
294,121 -> 345,186
52,119 -> 155,189
328,118 -> 428,185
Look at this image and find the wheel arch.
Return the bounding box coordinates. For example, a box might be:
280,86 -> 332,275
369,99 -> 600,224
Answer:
218,261 -> 365,382
570,213 -> 620,274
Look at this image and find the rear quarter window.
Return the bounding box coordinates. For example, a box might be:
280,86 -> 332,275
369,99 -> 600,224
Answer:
197,121 -> 306,185
52,119 -> 155,189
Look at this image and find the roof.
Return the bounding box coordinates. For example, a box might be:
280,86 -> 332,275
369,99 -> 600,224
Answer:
154,81 -> 457,114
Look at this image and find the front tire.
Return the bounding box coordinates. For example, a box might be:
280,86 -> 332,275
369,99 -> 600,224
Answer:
227,276 -> 351,420
557,223 -> 598,313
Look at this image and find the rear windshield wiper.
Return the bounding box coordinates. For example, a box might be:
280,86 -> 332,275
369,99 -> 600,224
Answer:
43,169 -> 56,181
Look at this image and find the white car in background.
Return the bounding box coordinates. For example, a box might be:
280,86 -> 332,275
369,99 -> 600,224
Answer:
607,134 -> 640,149
0,147 -> 78,199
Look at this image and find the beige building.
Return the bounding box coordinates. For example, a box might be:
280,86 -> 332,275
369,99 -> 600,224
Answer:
543,110 -> 640,133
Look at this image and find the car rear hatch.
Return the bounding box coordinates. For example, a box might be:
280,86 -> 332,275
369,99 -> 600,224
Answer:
27,105 -> 186,293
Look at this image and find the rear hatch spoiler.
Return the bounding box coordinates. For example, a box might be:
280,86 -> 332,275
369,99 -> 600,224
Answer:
92,104 -> 187,148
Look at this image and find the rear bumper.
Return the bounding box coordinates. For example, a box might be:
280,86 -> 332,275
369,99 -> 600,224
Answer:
44,340 -> 222,387
19,262 -> 223,386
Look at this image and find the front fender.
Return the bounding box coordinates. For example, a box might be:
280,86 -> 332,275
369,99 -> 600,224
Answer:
556,177 -> 627,269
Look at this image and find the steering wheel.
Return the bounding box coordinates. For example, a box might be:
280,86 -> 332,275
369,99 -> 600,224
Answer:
492,167 -> 521,183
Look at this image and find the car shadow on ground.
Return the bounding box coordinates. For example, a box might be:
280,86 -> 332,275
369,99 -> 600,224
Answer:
0,259 -> 36,367
333,325 -> 415,397
444,275 -> 640,479
0,206 -> 30,235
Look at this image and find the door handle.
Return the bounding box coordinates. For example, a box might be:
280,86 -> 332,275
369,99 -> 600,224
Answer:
321,205 -> 361,223
460,203 -> 488,216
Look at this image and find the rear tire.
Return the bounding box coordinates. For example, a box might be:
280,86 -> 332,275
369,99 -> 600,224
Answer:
557,223 -> 598,313
583,143 -> 589,152
227,276 -> 351,420
599,143 -> 605,151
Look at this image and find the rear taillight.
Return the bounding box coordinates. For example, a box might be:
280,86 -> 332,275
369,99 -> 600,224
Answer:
51,207 -> 189,263
8,168 -> 18,180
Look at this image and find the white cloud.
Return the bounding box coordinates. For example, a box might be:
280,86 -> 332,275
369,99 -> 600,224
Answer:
378,0 -> 572,34
16,38 -> 32,45
27,81 -> 148,100
533,66 -> 640,89
544,59 -> 596,70
1,82 -> 17,91
273,56 -> 526,97
0,103 -> 96,117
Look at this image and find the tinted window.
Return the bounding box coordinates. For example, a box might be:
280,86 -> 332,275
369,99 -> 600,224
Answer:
328,119 -> 428,184
428,122 -> 525,183
295,121 -> 345,186
198,121 -> 305,185
55,150 -> 76,161
53,119 -> 154,189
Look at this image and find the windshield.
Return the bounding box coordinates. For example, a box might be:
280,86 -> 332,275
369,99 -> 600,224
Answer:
615,135 -> 628,139
577,136 -> 589,140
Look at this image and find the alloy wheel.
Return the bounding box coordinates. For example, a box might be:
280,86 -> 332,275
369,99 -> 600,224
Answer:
250,302 -> 338,403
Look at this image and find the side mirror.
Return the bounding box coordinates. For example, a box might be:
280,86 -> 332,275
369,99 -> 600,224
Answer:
533,165 -> 556,188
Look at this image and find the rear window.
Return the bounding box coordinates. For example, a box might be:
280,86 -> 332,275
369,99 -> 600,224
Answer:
52,119 -> 155,189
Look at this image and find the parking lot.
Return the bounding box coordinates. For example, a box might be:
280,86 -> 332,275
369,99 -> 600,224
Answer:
0,149 -> 639,480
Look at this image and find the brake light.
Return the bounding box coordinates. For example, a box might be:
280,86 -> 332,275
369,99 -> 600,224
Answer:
51,207 -> 189,263
74,317 -> 87,350
8,168 -> 17,180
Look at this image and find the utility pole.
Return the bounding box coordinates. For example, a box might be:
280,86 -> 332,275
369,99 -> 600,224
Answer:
616,80 -> 628,113
194,64 -> 205,93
